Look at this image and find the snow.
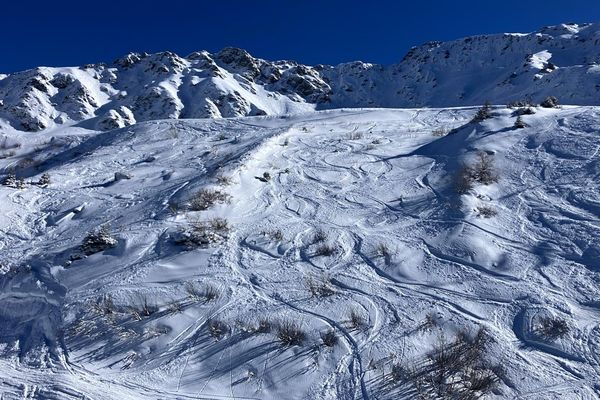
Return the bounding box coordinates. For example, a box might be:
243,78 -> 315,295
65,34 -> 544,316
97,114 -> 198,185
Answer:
1,104 -> 600,398
2,22 -> 600,132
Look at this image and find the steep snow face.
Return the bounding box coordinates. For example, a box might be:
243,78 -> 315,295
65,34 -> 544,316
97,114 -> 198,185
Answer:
2,23 -> 600,132
1,106 -> 600,398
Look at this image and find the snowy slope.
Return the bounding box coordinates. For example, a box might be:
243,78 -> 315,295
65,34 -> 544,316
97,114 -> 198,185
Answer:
1,104 -> 599,399
2,22 -> 600,132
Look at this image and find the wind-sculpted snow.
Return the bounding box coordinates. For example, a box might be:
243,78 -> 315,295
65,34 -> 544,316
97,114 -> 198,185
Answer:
2,22 -> 600,132
0,106 -> 599,398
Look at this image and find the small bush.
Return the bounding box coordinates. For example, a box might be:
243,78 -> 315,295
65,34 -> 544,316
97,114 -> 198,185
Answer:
2,172 -> 25,189
476,206 -> 498,218
315,244 -> 336,257
320,330 -> 338,347
255,172 -> 272,182
507,99 -> 536,108
471,152 -> 499,185
348,309 -> 365,330
312,229 -> 327,243
81,225 -> 117,255
277,320 -> 306,346
188,188 -> 231,211
216,175 -> 233,186
515,107 -> 536,116
456,152 -> 499,193
471,101 -> 492,123
376,243 -> 391,259
130,295 -> 157,320
256,317 -> 272,334
167,301 -> 183,314
261,229 -> 284,241
208,318 -> 229,340
536,316 -> 570,340
185,282 -> 220,302
306,276 -> 335,298
514,116 -> 527,129
540,96 -> 559,108
37,173 -> 51,187
455,165 -> 474,194
176,218 -> 230,248
92,295 -> 116,316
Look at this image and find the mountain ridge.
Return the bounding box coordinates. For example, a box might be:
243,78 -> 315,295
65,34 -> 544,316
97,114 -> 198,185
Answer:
1,21 -> 599,132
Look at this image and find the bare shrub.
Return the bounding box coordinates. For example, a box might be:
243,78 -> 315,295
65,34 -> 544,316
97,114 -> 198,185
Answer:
455,165 -> 474,194
255,172 -> 271,182
456,152 -> 499,193
320,330 -> 338,347
216,175 -> 233,186
476,206 -> 498,218
167,301 -> 183,314
306,276 -> 335,298
188,188 -> 231,211
536,316 -> 570,340
92,295 -> 116,316
418,312 -> 439,332
185,282 -> 220,303
37,173 -> 51,187
81,225 -> 117,255
376,243 -> 391,259
277,320 -> 306,346
410,328 -> 500,399
207,318 -> 229,340
255,317 -> 272,334
261,229 -> 284,241
176,218 -> 230,248
130,295 -> 157,320
312,229 -> 327,243
315,244 -> 336,257
471,152 -> 499,185
348,309 -> 365,330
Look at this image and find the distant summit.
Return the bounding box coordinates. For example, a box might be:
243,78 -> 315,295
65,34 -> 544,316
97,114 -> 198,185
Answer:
1,22 -> 599,132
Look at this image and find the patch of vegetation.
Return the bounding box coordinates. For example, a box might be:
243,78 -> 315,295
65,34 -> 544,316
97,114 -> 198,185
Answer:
471,101 -> 492,123
276,320 -> 306,346
188,188 -> 231,211
455,152 -> 499,194
540,96 -> 559,108
476,206 -> 498,218
536,316 -> 570,340
81,225 -> 117,255
320,330 -> 338,347
176,218 -> 230,248
306,276 -> 335,298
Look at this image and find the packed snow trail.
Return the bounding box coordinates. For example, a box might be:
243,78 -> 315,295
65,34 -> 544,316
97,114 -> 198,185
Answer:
0,107 -> 599,399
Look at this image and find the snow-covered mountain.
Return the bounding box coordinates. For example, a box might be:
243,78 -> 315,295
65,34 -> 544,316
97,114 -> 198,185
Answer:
2,22 -> 600,132
2,20 -> 600,400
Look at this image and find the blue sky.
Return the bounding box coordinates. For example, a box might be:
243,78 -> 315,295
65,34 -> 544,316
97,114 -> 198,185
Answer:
2,0 -> 599,72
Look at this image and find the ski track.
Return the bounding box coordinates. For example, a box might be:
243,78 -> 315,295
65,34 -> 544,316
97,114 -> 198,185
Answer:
0,107 -> 599,399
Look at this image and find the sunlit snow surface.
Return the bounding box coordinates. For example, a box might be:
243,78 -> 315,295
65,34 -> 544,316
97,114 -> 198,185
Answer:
1,106 -> 600,399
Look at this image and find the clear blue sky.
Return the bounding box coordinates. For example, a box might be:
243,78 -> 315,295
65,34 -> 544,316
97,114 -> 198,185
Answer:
3,0 -> 599,73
